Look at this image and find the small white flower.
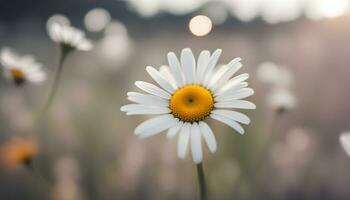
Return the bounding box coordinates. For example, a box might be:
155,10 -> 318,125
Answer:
257,62 -> 294,88
267,88 -> 296,114
339,132 -> 350,157
48,23 -> 93,51
121,48 -> 256,163
0,48 -> 46,86
257,61 -> 297,114
46,14 -> 71,29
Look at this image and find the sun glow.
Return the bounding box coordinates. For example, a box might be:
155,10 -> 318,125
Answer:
189,15 -> 213,37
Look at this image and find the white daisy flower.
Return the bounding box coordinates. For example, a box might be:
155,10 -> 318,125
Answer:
0,48 -> 46,86
121,48 -> 256,163
339,132 -> 350,157
47,23 -> 93,51
267,88 -> 296,114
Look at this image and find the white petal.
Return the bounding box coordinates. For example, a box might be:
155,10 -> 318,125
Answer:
211,113 -> 245,135
215,88 -> 254,102
239,82 -> 249,88
178,123 -> 191,160
139,118 -> 178,139
214,100 -> 256,110
190,123 -> 203,164
121,104 -> 168,112
218,82 -> 249,97
47,23 -> 57,41
135,81 -> 171,99
24,65 -> 41,73
206,65 -> 229,88
127,92 -> 169,107
167,52 -> 185,87
199,121 -> 217,153
127,107 -> 171,115
196,50 -> 211,84
159,65 -> 177,88
134,114 -> 175,135
77,40 -> 93,51
146,66 -> 176,93
48,23 -> 61,42
27,72 -> 46,83
214,73 -> 250,96
121,104 -> 140,112
211,109 -> 251,125
167,121 -> 184,139
181,48 -> 195,84
210,58 -> 242,91
202,49 -> 222,86
340,133 -> 350,156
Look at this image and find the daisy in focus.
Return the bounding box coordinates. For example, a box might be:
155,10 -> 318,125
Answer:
0,48 -> 46,86
121,48 -> 255,163
0,137 -> 38,169
47,22 -> 93,51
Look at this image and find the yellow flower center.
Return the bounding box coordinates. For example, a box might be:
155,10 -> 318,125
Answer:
10,68 -> 25,79
169,85 -> 214,122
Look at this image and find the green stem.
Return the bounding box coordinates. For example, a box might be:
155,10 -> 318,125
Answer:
196,163 -> 207,200
37,46 -> 70,120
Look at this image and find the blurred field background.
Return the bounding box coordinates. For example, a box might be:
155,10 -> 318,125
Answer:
1,0 -> 350,199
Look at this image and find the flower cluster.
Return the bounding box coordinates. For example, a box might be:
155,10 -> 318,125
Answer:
0,17 -> 93,87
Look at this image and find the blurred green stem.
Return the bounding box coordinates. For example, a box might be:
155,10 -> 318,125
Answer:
38,46 -> 70,119
196,163 -> 207,200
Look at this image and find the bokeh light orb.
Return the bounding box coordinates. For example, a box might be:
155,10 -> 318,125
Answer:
84,8 -> 111,32
321,0 -> 349,18
306,0 -> 350,20
105,21 -> 128,36
189,15 -> 213,37
98,20 -> 132,70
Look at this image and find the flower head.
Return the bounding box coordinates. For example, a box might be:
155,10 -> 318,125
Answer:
121,48 -> 255,163
257,61 -> 297,114
267,88 -> 297,114
0,48 -> 46,86
48,23 -> 93,51
0,137 -> 39,169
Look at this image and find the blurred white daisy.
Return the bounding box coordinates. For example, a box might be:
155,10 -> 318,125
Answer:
267,88 -> 296,114
0,48 -> 46,86
256,62 -> 294,88
121,48 -> 255,163
46,14 -> 71,30
47,23 -> 93,51
339,132 -> 350,156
